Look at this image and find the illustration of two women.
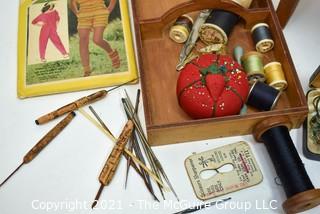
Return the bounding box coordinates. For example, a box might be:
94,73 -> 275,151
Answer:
33,0 -> 120,77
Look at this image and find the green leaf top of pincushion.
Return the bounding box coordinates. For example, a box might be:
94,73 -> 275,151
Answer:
200,64 -> 227,84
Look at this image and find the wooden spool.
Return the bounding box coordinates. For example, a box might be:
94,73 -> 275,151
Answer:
253,117 -> 320,213
253,116 -> 291,142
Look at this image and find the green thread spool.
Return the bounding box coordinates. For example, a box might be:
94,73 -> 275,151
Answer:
241,51 -> 265,84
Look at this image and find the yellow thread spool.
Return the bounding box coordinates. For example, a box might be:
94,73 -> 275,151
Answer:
169,15 -> 193,43
264,62 -> 288,90
231,0 -> 253,9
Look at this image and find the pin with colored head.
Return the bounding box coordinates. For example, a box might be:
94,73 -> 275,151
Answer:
234,45 -> 244,65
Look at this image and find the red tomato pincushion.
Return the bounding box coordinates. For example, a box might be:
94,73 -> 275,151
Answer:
177,54 -> 249,119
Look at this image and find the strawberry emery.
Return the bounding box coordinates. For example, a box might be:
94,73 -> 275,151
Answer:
177,53 -> 249,119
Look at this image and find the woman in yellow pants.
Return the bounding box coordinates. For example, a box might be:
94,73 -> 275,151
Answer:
70,0 -> 120,77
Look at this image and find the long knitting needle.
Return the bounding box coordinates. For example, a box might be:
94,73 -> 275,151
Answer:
124,89 -> 141,188
35,78 -> 137,125
91,120 -> 134,209
0,112 -> 76,188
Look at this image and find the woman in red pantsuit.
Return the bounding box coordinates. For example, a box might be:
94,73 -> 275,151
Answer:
32,3 -> 68,62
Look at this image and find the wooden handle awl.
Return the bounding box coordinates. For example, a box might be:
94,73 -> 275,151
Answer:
24,112 -> 76,163
99,120 -> 134,185
35,90 -> 107,125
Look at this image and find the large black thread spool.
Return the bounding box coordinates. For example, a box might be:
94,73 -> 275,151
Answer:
253,117 -> 320,213
199,10 -> 239,45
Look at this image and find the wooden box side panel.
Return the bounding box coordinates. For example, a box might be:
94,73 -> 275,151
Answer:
139,0 -> 270,40
265,0 -> 306,108
135,0 -> 268,21
148,111 -> 307,146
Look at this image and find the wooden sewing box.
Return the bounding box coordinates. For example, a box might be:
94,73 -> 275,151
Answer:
131,0 -> 307,146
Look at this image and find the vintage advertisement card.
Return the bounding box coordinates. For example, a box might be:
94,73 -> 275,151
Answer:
18,0 -> 138,98
185,141 -> 263,200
